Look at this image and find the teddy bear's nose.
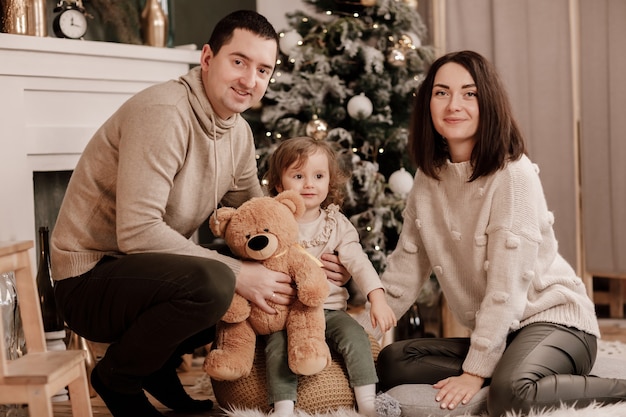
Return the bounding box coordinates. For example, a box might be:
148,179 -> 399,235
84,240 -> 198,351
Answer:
248,235 -> 269,251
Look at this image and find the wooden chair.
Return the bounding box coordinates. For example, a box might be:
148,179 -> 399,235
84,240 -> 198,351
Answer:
0,240 -> 93,417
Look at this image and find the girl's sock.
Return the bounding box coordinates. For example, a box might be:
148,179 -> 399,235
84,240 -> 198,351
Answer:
354,383 -> 377,417
270,399 -> 295,417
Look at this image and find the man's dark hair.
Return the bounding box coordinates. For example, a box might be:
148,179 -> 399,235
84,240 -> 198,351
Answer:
208,9 -> 279,55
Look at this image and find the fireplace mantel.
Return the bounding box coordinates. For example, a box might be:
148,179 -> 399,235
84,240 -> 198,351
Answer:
0,33 -> 200,261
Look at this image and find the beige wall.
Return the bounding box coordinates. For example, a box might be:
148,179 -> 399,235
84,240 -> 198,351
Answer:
257,0 -> 310,32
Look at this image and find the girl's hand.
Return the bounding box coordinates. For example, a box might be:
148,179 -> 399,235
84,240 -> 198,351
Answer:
368,288 -> 397,332
433,372 -> 484,410
320,252 -> 350,286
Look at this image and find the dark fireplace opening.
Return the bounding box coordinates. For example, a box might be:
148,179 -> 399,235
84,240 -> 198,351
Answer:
32,170 -> 215,257
33,171 -> 73,257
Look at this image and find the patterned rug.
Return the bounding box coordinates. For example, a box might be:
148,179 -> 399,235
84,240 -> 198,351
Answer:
216,402 -> 626,417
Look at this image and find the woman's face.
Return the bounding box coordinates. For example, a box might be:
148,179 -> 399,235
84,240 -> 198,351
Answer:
430,62 -> 479,162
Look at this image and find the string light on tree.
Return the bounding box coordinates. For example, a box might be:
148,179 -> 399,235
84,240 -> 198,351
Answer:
387,47 -> 406,67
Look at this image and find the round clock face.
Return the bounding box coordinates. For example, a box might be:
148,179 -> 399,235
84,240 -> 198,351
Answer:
54,8 -> 87,39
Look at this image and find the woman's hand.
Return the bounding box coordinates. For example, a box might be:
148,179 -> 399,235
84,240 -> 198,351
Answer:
433,372 -> 484,410
320,252 -> 350,286
236,261 -> 296,314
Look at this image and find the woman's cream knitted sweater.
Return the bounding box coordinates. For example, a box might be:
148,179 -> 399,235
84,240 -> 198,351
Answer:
356,155 -> 600,378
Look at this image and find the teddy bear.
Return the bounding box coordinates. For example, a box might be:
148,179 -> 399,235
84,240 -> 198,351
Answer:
203,190 -> 331,381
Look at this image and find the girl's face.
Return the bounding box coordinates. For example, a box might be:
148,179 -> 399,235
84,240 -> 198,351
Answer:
277,149 -> 330,219
430,62 -> 479,162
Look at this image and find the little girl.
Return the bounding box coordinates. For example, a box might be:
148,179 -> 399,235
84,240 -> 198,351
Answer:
264,136 -> 397,417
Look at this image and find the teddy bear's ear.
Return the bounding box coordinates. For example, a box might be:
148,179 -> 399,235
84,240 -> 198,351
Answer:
209,207 -> 237,237
275,190 -> 306,219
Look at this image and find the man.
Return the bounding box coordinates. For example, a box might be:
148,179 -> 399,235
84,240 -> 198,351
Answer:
51,10 -> 347,417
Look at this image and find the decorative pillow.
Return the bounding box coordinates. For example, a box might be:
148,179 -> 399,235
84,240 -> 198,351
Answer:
211,335 -> 381,414
376,385 -> 489,417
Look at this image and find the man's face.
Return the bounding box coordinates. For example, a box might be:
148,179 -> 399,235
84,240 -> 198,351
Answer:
200,28 -> 277,120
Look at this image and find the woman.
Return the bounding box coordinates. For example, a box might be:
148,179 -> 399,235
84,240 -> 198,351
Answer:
373,50 -> 626,416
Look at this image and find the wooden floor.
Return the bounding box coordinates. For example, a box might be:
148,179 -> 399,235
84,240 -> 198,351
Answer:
51,356 -> 220,417
44,319 -> 626,417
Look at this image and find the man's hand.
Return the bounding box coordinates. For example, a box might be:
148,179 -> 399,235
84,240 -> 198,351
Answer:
433,372 -> 484,410
236,261 -> 295,314
320,252 -> 350,286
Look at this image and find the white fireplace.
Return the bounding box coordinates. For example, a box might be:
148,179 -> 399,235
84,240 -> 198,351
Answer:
0,33 -> 200,267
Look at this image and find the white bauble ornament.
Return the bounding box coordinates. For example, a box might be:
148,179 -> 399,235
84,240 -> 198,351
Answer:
347,93 -> 373,119
279,30 -> 302,55
388,167 -> 413,195
306,117 -> 329,140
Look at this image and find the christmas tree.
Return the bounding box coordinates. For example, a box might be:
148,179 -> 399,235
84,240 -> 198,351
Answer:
250,0 -> 435,273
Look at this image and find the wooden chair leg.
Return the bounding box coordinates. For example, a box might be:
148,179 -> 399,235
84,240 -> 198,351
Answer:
26,388 -> 54,417
609,279 -> 625,319
68,365 -> 94,417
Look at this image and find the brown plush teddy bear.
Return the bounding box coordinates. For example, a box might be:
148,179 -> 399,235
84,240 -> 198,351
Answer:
203,190 -> 331,381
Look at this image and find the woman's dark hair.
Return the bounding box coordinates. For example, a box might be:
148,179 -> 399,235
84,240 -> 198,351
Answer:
409,50 -> 527,181
208,10 -> 279,56
265,136 -> 348,208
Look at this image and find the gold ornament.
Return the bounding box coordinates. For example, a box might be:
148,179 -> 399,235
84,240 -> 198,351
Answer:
305,116 -> 329,141
361,0 -> 377,6
398,34 -> 415,50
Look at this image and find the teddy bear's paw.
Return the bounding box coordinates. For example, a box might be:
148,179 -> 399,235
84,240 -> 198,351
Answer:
296,283 -> 329,307
289,354 -> 329,376
204,366 -> 249,381
221,295 -> 251,323
203,351 -> 251,381
288,343 -> 331,376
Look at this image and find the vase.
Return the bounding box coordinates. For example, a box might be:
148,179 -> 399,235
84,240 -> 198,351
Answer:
0,0 -> 46,36
141,0 -> 168,47
29,0 -> 45,36
0,272 -> 28,416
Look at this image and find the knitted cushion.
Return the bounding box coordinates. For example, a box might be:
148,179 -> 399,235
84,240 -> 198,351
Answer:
212,334 -> 380,414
